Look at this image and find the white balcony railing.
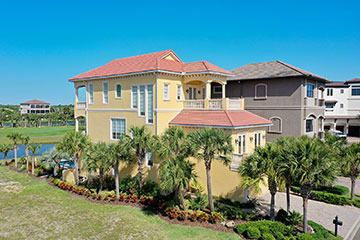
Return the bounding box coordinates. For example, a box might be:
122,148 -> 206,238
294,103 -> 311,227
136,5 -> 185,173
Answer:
76,102 -> 86,110
228,98 -> 242,110
230,154 -> 243,171
183,100 -> 205,109
209,99 -> 222,110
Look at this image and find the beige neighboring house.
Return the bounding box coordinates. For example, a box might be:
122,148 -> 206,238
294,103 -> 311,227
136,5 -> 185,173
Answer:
226,61 -> 331,142
20,99 -> 51,114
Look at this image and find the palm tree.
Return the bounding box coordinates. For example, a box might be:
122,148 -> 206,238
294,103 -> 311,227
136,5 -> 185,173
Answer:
294,136 -> 337,233
276,137 -> 298,213
7,132 -> 24,168
83,142 -> 112,193
29,144 -> 41,175
0,144 -> 13,160
39,148 -> 70,176
21,135 -> 31,171
129,126 -> 154,189
188,128 -> 233,213
108,135 -> 135,197
341,143 -> 360,200
157,127 -> 196,210
57,131 -> 90,184
240,142 -> 282,220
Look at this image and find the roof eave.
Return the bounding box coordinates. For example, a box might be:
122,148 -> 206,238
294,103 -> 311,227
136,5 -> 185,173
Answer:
168,123 -> 272,129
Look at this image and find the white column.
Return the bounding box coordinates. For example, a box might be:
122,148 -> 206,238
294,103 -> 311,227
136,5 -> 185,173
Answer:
206,81 -> 211,99
75,118 -> 79,132
75,88 -> 79,102
222,83 -> 226,99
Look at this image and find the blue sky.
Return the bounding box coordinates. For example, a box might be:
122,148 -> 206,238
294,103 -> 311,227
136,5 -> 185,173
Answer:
0,0 -> 359,104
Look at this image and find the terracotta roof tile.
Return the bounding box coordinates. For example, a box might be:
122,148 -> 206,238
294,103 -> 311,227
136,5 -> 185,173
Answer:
345,78 -> 360,84
70,50 -> 232,80
20,99 -> 50,105
169,110 -> 272,128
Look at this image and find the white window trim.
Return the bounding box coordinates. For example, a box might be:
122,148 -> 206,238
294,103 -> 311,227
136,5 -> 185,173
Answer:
115,83 -> 122,99
145,152 -> 154,168
139,85 -> 146,117
254,132 -> 262,147
237,133 -> 247,155
254,83 -> 267,100
131,83 -> 153,120
268,116 -> 282,133
177,84 -> 182,101
110,117 -> 126,141
164,83 -> 170,101
146,84 -> 154,125
103,81 -> 109,104
131,85 -> 138,109
89,83 -> 94,105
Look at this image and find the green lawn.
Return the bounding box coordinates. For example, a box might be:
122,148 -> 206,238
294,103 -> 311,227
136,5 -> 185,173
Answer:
0,167 -> 240,240
0,126 -> 74,144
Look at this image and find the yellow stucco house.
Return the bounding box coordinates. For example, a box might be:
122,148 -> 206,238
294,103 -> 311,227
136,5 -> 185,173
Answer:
69,50 -> 271,201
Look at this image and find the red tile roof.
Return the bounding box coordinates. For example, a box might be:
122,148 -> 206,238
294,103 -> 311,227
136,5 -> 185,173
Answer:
169,110 -> 272,128
345,78 -> 360,84
70,50 -> 232,80
20,99 -> 50,105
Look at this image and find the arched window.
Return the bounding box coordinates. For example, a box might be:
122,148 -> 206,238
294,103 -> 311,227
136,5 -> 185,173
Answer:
255,83 -> 267,99
268,116 -> 282,133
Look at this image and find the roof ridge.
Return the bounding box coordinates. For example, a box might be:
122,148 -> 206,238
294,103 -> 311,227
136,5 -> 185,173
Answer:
275,60 -> 307,76
112,49 -> 172,62
201,61 -> 209,71
224,110 -> 235,126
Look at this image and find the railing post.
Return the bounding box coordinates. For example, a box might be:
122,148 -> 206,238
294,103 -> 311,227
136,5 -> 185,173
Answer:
204,98 -> 209,110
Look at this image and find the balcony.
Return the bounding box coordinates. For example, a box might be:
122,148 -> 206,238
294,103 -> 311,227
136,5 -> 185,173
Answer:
76,102 -> 86,110
230,154 -> 243,172
183,98 -> 243,110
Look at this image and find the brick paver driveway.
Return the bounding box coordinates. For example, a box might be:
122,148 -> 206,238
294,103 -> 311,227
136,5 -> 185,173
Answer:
258,192 -> 360,237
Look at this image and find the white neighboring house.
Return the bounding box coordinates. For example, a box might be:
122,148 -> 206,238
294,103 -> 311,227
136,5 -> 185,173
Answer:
324,78 -> 360,137
20,99 -> 51,114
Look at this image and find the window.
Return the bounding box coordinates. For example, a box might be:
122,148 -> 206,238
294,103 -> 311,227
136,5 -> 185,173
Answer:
132,86 -> 138,108
111,118 -> 126,140
202,88 -> 206,99
268,117 -> 282,133
164,84 -> 170,100
146,152 -> 154,168
327,88 -> 333,96
325,102 -> 335,108
306,84 -> 314,98
89,84 -> 94,104
147,85 -> 154,124
340,103 -> 344,108
193,88 -> 197,100
340,89 -> 344,94
352,86 -> 360,96
177,85 -> 182,100
213,86 -> 222,94
254,133 -> 261,147
116,84 -> 122,98
140,85 -> 145,116
237,134 -> 246,155
306,119 -> 313,132
255,84 -> 267,99
103,82 -> 108,104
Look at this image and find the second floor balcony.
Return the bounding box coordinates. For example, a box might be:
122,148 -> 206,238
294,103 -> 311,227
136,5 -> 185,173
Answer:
183,98 -> 243,110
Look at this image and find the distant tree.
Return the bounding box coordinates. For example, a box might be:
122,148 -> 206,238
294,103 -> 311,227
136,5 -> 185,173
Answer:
0,144 -> 13,160
188,128 -> 233,213
7,132 -> 24,168
57,131 -> 90,184
29,144 -> 41,175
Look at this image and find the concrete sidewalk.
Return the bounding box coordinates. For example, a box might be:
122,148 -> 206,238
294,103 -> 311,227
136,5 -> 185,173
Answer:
258,192 -> 360,237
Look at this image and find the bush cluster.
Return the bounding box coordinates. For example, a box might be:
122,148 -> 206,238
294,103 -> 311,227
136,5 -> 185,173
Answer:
291,186 -> 360,208
215,203 -> 256,221
235,220 -> 293,239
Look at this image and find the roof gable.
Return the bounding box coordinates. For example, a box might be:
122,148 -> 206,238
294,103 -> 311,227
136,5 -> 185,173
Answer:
21,99 -> 50,105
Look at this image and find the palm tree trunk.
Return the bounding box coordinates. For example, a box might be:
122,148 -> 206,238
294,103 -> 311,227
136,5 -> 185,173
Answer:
270,192 -> 276,221
302,196 -> 308,233
286,182 -> 291,213
205,161 -> 214,213
138,156 -> 144,192
14,145 -> 18,168
4,152 -> 8,160
99,176 -> 103,193
26,148 -> 29,171
114,163 -> 120,198
74,154 -> 80,185
32,156 -> 35,175
179,185 -> 187,211
350,175 -> 356,200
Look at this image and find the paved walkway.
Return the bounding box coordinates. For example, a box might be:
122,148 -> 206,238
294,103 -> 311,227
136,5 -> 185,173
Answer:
258,192 -> 360,237
335,176 -> 360,196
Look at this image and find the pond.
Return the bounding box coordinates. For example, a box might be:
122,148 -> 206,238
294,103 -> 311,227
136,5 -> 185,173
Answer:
0,143 -> 56,160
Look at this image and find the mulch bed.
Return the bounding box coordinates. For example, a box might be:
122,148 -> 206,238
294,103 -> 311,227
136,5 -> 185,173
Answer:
5,166 -> 245,238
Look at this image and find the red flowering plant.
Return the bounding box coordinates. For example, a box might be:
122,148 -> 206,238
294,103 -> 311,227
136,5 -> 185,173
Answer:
110,194 -> 117,201
209,212 -> 222,224
178,211 -> 187,221
118,193 -> 126,202
97,194 -> 102,201
188,211 -> 198,222
130,194 -> 138,203
164,207 -> 172,217
124,194 -> 132,203
198,212 -> 209,223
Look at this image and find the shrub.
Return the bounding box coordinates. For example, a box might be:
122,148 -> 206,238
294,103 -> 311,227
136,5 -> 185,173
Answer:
197,211 -> 209,223
286,211 -> 302,226
236,224 -> 247,234
262,232 -> 276,240
245,227 -> 261,239
189,193 -> 209,210
189,179 -> 205,193
296,234 -> 314,240
187,210 -> 198,222
178,211 -> 187,221
275,209 -> 288,223
209,212 -> 223,224
236,220 -> 292,238
141,180 -> 159,197
308,220 -> 342,240
19,165 -> 26,172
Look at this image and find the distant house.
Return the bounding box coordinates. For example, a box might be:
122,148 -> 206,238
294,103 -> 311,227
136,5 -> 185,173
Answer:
226,61 -> 330,142
20,99 -> 51,114
324,78 -> 360,137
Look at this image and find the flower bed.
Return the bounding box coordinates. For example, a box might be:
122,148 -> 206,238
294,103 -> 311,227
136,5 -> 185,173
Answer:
51,177 -> 224,225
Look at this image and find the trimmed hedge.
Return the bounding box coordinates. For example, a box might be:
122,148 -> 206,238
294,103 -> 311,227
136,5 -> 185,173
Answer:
235,220 -> 292,238
308,220 -> 342,240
